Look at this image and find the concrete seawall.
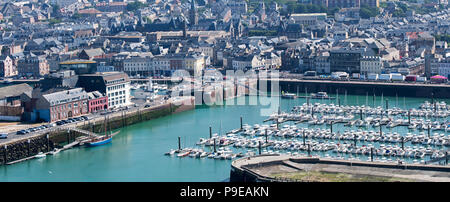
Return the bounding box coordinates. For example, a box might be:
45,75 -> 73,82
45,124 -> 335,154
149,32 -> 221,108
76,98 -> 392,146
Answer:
263,79 -> 450,99
0,97 -> 195,165
230,155 -> 450,182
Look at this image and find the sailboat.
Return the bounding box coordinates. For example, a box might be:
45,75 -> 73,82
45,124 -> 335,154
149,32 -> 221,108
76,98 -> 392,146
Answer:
85,116 -> 120,147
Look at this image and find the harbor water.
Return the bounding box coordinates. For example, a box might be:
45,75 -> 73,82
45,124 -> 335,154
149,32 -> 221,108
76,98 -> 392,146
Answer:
0,93 -> 448,182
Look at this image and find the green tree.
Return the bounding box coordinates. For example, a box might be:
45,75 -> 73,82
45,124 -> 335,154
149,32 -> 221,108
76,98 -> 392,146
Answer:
127,1 -> 147,12
360,6 -> 379,19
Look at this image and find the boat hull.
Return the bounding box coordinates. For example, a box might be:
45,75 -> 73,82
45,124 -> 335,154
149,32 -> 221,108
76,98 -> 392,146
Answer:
86,137 -> 112,147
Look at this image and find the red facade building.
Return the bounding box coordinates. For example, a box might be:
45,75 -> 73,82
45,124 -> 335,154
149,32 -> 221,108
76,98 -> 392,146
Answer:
87,91 -> 108,113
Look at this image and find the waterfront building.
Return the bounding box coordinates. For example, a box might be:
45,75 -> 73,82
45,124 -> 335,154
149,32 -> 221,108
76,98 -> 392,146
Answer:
314,55 -> 330,74
87,91 -> 108,113
0,55 -> 17,78
123,56 -> 153,77
17,55 -> 50,77
436,57 -> 450,78
329,48 -> 365,74
77,72 -> 131,109
360,56 -> 383,75
35,88 -> 89,122
231,55 -> 264,71
425,54 -> 442,78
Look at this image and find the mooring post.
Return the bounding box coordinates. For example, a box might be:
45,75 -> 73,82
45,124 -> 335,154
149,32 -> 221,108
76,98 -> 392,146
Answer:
122,111 -> 125,128
401,136 -> 404,150
265,128 -> 268,143
330,121 -> 333,134
27,139 -> 31,157
379,124 -> 382,137
354,135 -> 357,147
408,110 -> 411,124
371,147 -> 374,162
258,141 -> 261,155
240,116 -> 243,130
338,98 -> 341,107
373,93 -> 375,107
209,126 -> 212,139
47,134 -> 50,152
431,92 -> 434,104
178,136 -> 181,151
446,151 -> 448,165
303,130 -> 306,146
4,145 -> 7,165
307,144 -> 311,156
428,125 -> 431,138
67,130 -> 70,144
213,138 -> 216,153
360,109 -> 363,120
385,99 -> 389,110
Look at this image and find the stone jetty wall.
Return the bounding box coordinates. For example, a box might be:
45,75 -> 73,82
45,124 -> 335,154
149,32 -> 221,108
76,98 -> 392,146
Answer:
0,135 -> 55,165
0,98 -> 195,165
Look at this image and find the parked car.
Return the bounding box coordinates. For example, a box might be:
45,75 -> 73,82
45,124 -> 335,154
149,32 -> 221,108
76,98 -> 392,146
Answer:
16,130 -> 27,135
0,133 -> 8,139
81,116 -> 89,120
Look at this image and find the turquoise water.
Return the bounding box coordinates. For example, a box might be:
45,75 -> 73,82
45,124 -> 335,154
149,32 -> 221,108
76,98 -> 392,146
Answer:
0,94 -> 448,182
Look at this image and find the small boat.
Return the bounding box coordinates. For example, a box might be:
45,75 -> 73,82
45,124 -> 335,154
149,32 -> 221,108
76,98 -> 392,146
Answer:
165,149 -> 176,156
48,148 -> 61,155
177,151 -> 190,157
35,152 -> 46,158
281,92 -> 297,99
85,116 -> 119,147
200,152 -> 208,158
85,133 -> 116,147
310,92 -> 332,99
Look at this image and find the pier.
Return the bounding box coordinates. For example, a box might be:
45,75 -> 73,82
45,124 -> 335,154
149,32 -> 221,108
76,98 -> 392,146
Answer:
230,155 -> 450,182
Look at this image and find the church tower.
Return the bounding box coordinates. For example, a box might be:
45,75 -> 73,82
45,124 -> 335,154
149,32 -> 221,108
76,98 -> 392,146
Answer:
189,0 -> 198,26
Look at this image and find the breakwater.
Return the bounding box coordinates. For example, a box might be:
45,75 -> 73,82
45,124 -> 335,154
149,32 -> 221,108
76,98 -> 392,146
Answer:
0,97 -> 195,165
230,155 -> 450,182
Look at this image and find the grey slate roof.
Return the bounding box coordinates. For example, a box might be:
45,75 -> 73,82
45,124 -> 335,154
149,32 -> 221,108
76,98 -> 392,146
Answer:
42,88 -> 88,106
0,83 -> 33,100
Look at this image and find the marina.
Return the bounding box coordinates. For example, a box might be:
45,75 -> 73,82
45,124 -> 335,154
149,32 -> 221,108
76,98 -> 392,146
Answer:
164,95 -> 450,166
0,94 -> 448,181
